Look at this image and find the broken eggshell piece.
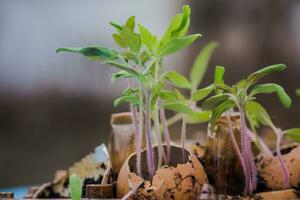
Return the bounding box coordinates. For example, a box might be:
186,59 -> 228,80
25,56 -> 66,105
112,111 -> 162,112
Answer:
117,145 -> 208,200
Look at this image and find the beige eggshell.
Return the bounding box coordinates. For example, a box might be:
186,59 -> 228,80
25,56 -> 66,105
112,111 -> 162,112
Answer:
116,145 -> 207,200
257,144 -> 300,190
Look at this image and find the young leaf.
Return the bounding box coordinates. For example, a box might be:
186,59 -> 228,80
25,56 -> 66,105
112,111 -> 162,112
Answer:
114,95 -> 139,107
120,27 -> 141,53
210,99 -> 235,132
112,33 -> 127,48
138,24 -> 157,50
191,84 -> 214,102
69,174 -> 82,200
160,5 -> 191,44
103,60 -> 145,82
214,66 -> 225,85
164,102 -> 193,114
202,94 -> 229,110
296,89 -> 300,97
250,83 -> 292,108
150,82 -> 164,109
56,46 -> 118,60
109,21 -> 123,32
159,90 -> 178,102
189,42 -> 218,91
283,128 -> 300,142
158,34 -> 201,57
246,64 -> 286,86
125,16 -> 135,32
186,110 -> 211,124
163,71 -> 191,89
246,101 -> 273,129
111,70 -> 132,82
174,89 -> 186,102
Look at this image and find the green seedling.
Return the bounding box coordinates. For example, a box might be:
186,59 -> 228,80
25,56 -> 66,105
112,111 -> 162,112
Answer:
203,64 -> 292,194
57,5 -> 203,180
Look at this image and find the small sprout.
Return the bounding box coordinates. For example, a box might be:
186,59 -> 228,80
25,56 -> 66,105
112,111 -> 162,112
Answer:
296,88 -> 300,97
69,174 -> 82,200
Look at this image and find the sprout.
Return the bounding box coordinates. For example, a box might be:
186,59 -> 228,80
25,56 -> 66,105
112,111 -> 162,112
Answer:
57,5 -> 203,180
69,174 -> 82,200
203,64 -> 292,194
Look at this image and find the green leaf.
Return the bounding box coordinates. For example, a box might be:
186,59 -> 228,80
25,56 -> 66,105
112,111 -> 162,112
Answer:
164,102 -> 193,114
150,82 -> 164,109
191,84 -> 214,102
112,34 -> 127,48
163,71 -> 191,89
120,27 -> 141,53
246,101 -> 273,129
104,60 -> 145,83
283,128 -> 300,142
186,110 -> 211,124
174,89 -> 186,102
250,83 -> 292,108
111,70 -> 132,82
158,34 -> 201,56
114,95 -> 139,107
190,42 -> 218,91
159,90 -> 178,102
138,24 -> 157,50
109,21 -> 123,32
296,89 -> 300,97
247,64 -> 286,86
160,5 -> 191,44
69,174 -> 82,200
234,79 -> 247,90
210,99 -> 235,132
214,66 -> 225,85
202,94 -> 229,110
125,16 -> 135,32
56,46 -> 118,61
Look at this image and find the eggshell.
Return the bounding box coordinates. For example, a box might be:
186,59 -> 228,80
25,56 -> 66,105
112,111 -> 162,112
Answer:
116,145 -> 207,200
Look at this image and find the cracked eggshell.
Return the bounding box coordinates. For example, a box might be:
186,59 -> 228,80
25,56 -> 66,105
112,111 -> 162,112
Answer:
116,145 -> 208,200
257,144 -> 300,190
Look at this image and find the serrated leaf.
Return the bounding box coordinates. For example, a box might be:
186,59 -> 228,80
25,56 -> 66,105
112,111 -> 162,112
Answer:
246,64 -> 286,86
56,46 -> 118,61
138,24 -> 157,50
111,70 -> 132,82
246,101 -> 273,129
163,71 -> 191,89
164,102 -> 193,114
202,94 -> 229,110
186,110 -> 211,124
250,83 -> 292,108
158,34 -> 201,56
190,42 -> 218,91
114,95 -> 139,107
112,34 -> 127,48
283,128 -> 300,142
69,174 -> 82,200
191,84 -> 214,102
125,16 -> 135,32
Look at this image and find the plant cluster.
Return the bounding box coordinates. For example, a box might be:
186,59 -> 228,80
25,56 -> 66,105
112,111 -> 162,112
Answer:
58,4 -> 300,196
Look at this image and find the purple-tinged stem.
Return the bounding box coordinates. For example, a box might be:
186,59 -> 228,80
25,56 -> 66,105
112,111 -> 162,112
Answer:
159,105 -> 171,164
225,113 -> 248,194
275,131 -> 290,189
246,128 -> 273,157
154,104 -> 166,169
181,115 -> 187,163
245,131 -> 257,191
145,90 -> 155,179
128,79 -> 142,176
239,107 -> 252,194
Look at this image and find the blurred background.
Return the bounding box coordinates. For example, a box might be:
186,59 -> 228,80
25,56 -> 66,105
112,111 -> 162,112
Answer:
0,0 -> 299,187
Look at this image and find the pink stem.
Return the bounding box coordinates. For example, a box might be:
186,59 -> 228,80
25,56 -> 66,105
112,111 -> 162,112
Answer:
181,115 -> 186,162
145,90 -> 155,179
225,113 -> 248,194
159,105 -> 171,164
275,133 -> 290,188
